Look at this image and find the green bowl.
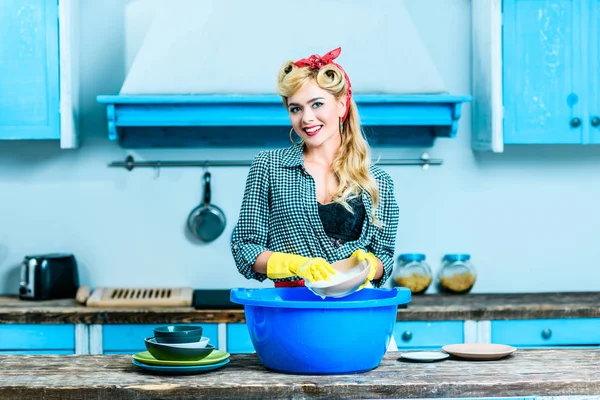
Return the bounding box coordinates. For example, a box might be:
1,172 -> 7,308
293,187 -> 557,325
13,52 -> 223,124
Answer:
153,325 -> 203,344
144,337 -> 214,361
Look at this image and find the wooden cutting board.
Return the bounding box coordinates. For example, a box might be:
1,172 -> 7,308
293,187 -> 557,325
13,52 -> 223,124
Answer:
86,287 -> 193,307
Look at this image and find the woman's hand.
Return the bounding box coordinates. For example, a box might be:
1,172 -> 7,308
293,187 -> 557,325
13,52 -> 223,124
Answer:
266,252 -> 335,283
351,249 -> 380,290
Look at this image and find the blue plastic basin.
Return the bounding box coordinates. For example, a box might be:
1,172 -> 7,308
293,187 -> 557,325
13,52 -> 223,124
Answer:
230,287 -> 411,375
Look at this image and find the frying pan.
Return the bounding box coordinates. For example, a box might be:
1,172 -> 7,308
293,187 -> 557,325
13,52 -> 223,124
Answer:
187,171 -> 226,242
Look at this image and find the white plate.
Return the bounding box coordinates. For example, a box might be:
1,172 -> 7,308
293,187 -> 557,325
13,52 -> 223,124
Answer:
442,343 -> 516,360
149,337 -> 210,349
400,351 -> 449,362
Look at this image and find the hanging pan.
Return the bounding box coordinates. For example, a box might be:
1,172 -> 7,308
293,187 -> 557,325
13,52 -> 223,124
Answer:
187,171 -> 226,242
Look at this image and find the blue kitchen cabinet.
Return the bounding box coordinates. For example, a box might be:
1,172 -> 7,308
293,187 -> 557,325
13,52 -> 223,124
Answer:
0,0 -> 78,146
0,0 -> 59,140
491,318 -> 600,348
226,323 -> 254,354
394,321 -> 464,350
0,324 -> 75,354
102,323 -> 218,354
503,0 -> 586,144
589,0 -> 600,143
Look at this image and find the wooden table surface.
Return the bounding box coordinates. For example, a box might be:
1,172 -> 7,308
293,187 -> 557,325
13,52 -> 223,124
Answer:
0,349 -> 598,399
1,292 -> 600,323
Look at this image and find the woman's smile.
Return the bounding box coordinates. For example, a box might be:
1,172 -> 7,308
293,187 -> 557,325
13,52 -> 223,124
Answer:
304,125 -> 323,136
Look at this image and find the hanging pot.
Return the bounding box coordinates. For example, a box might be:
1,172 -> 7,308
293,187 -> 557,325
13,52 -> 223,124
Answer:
187,171 -> 226,242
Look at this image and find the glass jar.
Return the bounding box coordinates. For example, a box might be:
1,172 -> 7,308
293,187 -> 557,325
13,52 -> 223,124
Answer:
438,254 -> 477,294
393,254 -> 433,294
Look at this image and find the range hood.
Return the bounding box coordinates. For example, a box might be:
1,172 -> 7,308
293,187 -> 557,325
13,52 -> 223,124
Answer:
97,0 -> 471,148
97,94 -> 470,148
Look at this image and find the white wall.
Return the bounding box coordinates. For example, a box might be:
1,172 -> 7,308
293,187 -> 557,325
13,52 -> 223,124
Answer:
1,0 -> 599,294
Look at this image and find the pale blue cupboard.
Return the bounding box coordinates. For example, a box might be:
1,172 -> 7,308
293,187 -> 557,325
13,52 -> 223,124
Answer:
0,0 -> 78,146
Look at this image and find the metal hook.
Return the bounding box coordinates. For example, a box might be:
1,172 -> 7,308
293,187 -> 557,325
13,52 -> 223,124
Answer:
203,161 -> 210,173
153,162 -> 161,179
420,152 -> 430,171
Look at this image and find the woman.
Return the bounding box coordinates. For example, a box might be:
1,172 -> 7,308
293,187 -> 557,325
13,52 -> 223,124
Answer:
231,47 -> 399,289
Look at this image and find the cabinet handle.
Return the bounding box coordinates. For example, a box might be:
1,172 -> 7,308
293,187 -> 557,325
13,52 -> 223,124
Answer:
401,331 -> 413,342
541,328 -> 552,340
591,116 -> 600,127
570,117 -> 582,128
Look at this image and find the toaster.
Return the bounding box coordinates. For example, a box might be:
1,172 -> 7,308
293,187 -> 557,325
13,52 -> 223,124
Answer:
19,253 -> 79,300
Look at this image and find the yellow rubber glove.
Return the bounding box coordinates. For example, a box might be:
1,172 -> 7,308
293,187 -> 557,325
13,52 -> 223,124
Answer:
351,249 -> 379,290
266,252 -> 336,283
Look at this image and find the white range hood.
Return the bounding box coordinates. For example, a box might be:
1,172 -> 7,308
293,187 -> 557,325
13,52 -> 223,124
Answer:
97,0 -> 470,148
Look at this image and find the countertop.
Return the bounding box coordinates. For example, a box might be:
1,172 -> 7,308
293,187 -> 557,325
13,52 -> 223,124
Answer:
1,292 -> 600,324
0,350 -> 598,399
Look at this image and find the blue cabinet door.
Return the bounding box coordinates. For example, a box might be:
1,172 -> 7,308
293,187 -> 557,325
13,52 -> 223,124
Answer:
227,323 -> 255,354
0,324 -> 75,354
589,0 -> 600,143
503,0 -> 584,144
394,321 -> 464,350
0,0 -> 60,140
492,318 -> 600,348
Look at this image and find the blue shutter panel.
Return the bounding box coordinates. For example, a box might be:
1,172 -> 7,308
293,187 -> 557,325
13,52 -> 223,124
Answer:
590,0 -> 600,143
503,0 -> 584,144
0,0 -> 59,139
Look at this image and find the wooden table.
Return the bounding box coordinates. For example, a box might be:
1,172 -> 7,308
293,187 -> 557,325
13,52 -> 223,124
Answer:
0,349 -> 598,399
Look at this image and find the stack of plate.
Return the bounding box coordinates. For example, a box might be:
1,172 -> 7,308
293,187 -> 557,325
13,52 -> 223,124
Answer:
131,325 -> 230,374
132,350 -> 231,374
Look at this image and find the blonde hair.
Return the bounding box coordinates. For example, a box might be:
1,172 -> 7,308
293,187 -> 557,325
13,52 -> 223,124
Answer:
277,61 -> 382,227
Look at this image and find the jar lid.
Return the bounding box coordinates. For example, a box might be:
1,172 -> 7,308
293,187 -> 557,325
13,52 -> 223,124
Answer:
398,253 -> 426,262
443,254 -> 471,262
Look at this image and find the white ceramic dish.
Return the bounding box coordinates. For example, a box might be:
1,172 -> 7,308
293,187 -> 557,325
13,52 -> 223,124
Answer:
305,257 -> 369,298
147,337 -> 209,349
400,351 -> 449,362
442,343 -> 517,360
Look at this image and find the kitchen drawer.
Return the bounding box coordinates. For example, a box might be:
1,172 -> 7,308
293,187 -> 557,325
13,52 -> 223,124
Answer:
227,323 -> 254,354
102,323 -> 218,354
491,318 -> 600,347
0,324 -> 75,353
394,321 -> 463,349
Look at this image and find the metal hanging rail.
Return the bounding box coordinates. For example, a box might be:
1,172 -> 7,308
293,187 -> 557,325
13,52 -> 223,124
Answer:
108,154 -> 443,171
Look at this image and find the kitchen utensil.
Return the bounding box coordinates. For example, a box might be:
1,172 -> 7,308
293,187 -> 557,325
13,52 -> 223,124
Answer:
145,338 -> 214,361
19,253 -> 79,300
230,286 -> 411,374
187,171 -> 226,242
85,287 -> 193,307
400,351 -> 449,362
153,325 -> 203,343
305,256 -> 370,298
442,343 -> 516,360
131,358 -> 230,374
132,349 -> 230,366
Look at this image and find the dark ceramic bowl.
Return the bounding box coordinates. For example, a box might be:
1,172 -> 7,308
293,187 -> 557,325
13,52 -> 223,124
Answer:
144,337 -> 214,361
153,325 -> 203,344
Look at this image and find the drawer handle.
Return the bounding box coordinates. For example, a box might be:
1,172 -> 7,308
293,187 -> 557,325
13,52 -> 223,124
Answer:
541,328 -> 552,340
401,331 -> 413,342
592,116 -> 600,127
570,117 -> 582,128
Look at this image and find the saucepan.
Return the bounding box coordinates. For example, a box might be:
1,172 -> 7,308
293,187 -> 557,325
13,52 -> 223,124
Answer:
187,171 -> 226,242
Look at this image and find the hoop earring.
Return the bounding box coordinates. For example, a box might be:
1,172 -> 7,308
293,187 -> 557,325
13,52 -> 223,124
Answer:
289,128 -> 302,145
339,117 -> 344,134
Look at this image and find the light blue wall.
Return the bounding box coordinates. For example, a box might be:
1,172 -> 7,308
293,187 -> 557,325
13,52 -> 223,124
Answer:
1,0 -> 599,294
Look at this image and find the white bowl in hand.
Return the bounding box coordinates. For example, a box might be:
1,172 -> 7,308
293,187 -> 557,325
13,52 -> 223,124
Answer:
305,256 -> 370,298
